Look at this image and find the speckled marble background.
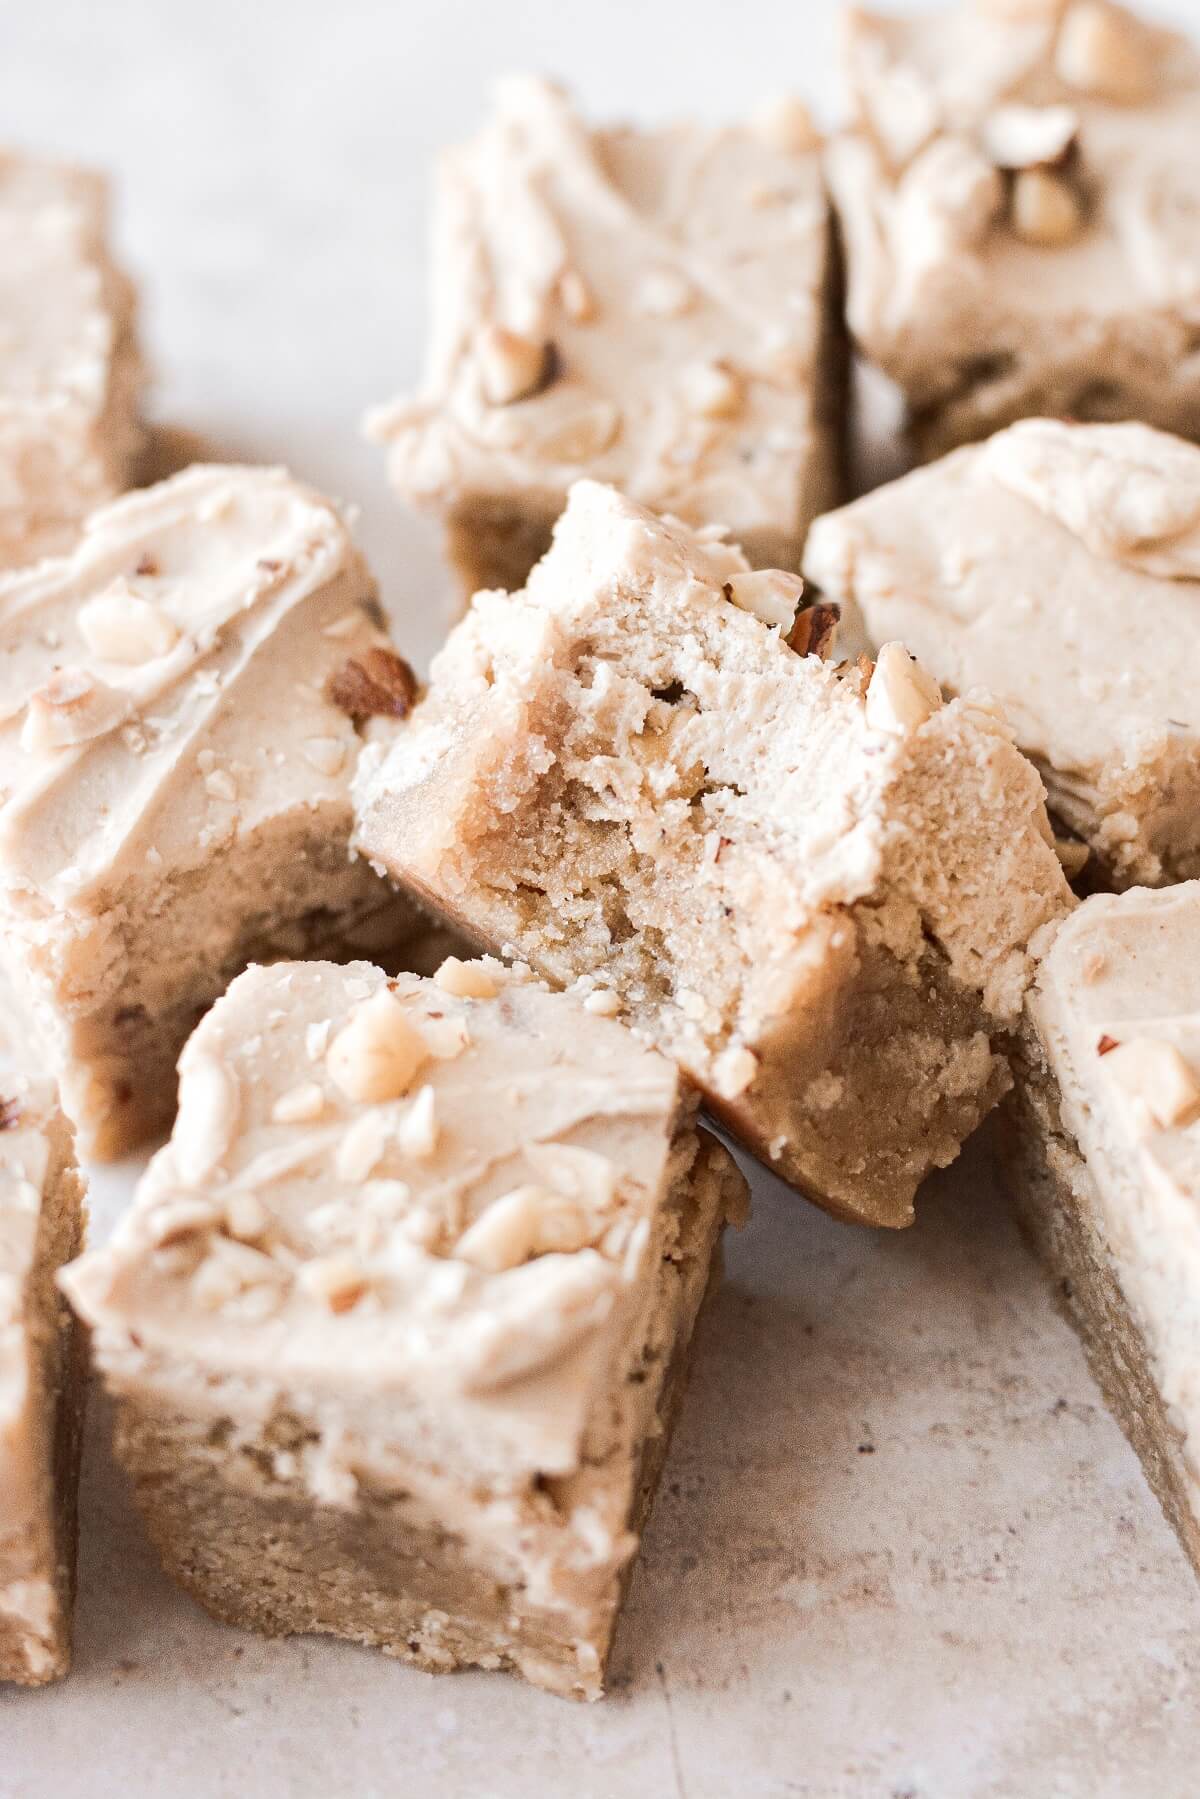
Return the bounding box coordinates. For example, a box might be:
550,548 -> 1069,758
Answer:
3,1 -> 1200,1793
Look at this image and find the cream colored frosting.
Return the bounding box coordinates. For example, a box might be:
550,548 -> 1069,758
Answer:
1027,883 -> 1200,1485
366,76 -> 836,565
830,1 -> 1200,450
0,151 -> 143,567
804,418 -> 1200,887
0,463 -> 389,910
63,959 -> 706,1484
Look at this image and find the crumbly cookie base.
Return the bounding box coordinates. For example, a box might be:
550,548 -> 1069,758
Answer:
106,1145 -> 732,1700
0,1139 -> 87,1685
998,1076 -> 1200,1577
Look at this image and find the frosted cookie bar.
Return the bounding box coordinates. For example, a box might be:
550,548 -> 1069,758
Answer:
0,464 -> 420,1159
1,1075 -> 86,1685
830,0 -> 1200,459
804,419 -> 1200,890
354,480 -> 1072,1227
0,151 -> 144,568
62,958 -> 745,1701
367,76 -> 844,601
1003,884 -> 1200,1572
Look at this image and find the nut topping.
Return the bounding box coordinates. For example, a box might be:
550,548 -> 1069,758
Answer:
78,580 -> 180,664
1103,1036 -> 1200,1133
1056,1 -> 1157,103
174,1055 -> 240,1186
864,643 -> 943,735
327,648 -> 419,723
723,570 -> 805,631
981,104 -> 1079,172
455,1185 -> 595,1273
787,601 -> 840,660
683,359 -> 744,420
298,1254 -> 368,1313
326,988 -> 430,1104
301,737 -> 347,778
272,1081 -> 326,1124
556,269 -> 595,322
632,268 -> 694,319
433,956 -> 498,1000
21,668 -> 132,753
475,324 -> 556,405
1011,169 -> 1084,247
750,94 -> 821,157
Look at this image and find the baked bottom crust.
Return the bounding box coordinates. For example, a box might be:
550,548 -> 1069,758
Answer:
105,1141 -> 734,1700
0,1145 -> 87,1685
999,1081 -> 1200,1577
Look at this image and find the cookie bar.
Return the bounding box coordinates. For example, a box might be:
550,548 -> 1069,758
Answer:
0,463 -> 421,1159
1002,883 -> 1200,1572
366,76 -> 844,602
804,419 -> 1200,890
62,957 -> 745,1701
0,150 -> 144,568
830,0 -> 1200,459
1,1074 -> 86,1685
354,480 -> 1072,1227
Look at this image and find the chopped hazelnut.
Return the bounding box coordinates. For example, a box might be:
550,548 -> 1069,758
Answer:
455,1185 -> 593,1273
174,1055 -> 240,1186
327,647 -> 419,723
395,1085 -> 438,1160
981,103 -> 1079,171
1103,1036 -> 1200,1133
21,667 -> 131,753
433,956 -> 498,1000
715,1043 -> 759,1099
475,324 -> 556,405
272,1081 -> 326,1124
632,268 -> 694,318
1055,1 -> 1156,103
224,1191 -> 270,1242
145,1197 -> 223,1247
787,601 -> 840,660
683,359 -> 743,420
298,1254 -> 368,1313
750,93 -> 821,157
326,989 -> 430,1104
1011,169 -> 1084,247
301,736 -> 347,778
864,643 -> 943,735
582,988 -> 621,1017
557,269 -> 595,322
723,569 -> 805,631
78,580 -> 180,665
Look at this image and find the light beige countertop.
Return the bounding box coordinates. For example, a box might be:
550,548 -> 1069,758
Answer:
3,1 -> 1200,1792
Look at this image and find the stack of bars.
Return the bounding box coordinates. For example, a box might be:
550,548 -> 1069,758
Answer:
5,0 -> 1200,1711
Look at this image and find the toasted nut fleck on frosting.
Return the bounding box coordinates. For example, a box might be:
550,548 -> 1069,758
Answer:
715,1043 -> 759,1098
583,988 -> 621,1017
174,1055 -> 240,1186
981,104 -> 1079,171
21,668 -> 131,753
723,569 -> 805,631
455,1186 -> 594,1272
1103,1036 -> 1200,1132
327,647 -> 419,723
683,359 -> 743,419
632,267 -> 694,318
557,268 -> 595,322
1056,1 -> 1156,102
301,736 -> 347,778
78,580 -> 180,664
272,1081 -> 326,1124
298,1254 -> 368,1313
396,1084 -> 438,1159
475,324 -> 556,405
750,94 -> 821,157
1011,169 -> 1084,247
433,957 -> 499,1000
326,989 -> 430,1104
864,643 -> 943,735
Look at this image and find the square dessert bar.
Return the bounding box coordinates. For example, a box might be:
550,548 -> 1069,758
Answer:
830,0 -> 1200,459
62,958 -> 745,1701
366,76 -> 844,602
804,419 -> 1200,891
0,463 -> 421,1159
1,1074 -> 86,1685
1003,884 -> 1200,1573
354,480 -> 1073,1228
0,150 -> 144,568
